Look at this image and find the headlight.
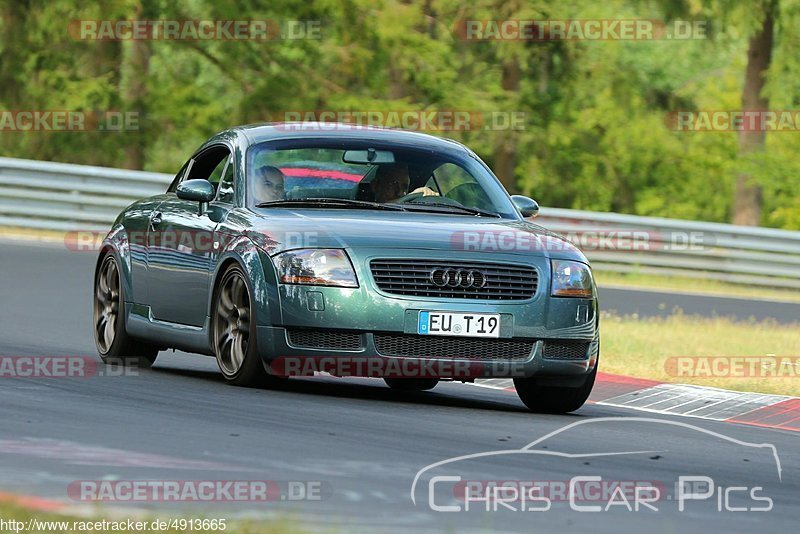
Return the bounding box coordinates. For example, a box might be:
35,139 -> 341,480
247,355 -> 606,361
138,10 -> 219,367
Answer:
551,260 -> 594,298
273,249 -> 358,288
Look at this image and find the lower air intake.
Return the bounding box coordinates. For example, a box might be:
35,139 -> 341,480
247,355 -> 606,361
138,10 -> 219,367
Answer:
374,333 -> 534,361
542,341 -> 591,360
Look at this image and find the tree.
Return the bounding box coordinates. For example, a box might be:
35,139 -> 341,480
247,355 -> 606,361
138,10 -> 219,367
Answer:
732,0 -> 775,226
121,0 -> 157,170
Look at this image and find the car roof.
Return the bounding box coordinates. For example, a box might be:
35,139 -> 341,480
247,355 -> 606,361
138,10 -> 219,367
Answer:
223,122 -> 473,154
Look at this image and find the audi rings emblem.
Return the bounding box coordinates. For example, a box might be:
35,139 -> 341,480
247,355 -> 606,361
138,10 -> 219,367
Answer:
429,268 -> 487,288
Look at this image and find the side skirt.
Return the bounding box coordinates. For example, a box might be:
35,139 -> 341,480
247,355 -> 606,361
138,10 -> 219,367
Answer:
125,302 -> 214,356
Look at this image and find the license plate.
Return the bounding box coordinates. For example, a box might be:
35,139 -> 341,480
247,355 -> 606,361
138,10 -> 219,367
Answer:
417,311 -> 500,338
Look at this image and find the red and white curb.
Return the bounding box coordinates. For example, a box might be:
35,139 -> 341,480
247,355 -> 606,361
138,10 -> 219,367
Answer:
474,373 -> 800,432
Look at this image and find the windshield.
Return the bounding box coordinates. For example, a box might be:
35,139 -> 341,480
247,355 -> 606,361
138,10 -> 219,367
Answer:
246,140 -> 519,219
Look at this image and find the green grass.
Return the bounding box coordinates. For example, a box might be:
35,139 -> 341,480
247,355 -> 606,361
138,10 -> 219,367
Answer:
601,312 -> 800,396
595,270 -> 800,304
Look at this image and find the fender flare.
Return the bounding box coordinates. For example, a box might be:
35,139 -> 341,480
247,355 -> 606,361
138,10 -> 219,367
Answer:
96,224 -> 134,304
209,236 -> 281,332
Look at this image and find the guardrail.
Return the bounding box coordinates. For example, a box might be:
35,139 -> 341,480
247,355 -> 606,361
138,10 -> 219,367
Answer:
2,156 -> 799,289
539,208 -> 800,289
0,157 -> 172,232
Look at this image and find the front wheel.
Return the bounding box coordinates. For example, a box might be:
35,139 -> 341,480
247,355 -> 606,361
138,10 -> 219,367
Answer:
212,264 -> 282,388
93,253 -> 158,368
513,366 -> 596,414
384,378 -> 439,391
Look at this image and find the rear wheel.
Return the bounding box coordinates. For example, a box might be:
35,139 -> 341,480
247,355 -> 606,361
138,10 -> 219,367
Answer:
213,264 -> 280,387
93,253 -> 158,367
513,366 -> 597,414
383,378 -> 439,391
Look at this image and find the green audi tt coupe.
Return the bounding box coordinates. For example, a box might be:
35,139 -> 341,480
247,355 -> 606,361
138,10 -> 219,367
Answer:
93,123 -> 599,413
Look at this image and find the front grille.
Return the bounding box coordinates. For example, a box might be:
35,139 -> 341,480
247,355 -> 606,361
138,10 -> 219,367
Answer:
374,333 -> 535,361
287,329 -> 363,350
542,341 -> 590,360
370,260 -> 537,300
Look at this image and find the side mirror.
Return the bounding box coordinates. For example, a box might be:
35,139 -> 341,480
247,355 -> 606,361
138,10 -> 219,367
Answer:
177,179 -> 216,215
511,195 -> 539,218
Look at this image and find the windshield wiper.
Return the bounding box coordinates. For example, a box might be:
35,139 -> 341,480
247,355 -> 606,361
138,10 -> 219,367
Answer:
394,202 -> 501,218
256,198 -> 406,211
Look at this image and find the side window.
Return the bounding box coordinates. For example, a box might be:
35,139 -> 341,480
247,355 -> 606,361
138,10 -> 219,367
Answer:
216,156 -> 235,203
185,146 -> 231,193
167,162 -> 189,193
207,158 -> 227,190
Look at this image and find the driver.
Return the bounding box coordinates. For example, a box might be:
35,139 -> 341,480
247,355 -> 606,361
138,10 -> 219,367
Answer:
371,163 -> 438,203
252,165 -> 285,203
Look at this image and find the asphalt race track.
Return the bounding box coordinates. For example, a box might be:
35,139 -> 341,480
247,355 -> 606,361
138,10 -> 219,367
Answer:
1,239 -> 798,533
599,286 -> 800,325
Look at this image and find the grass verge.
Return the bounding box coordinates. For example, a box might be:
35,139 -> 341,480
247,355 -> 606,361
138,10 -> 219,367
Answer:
600,312 -> 800,396
0,226 -> 69,243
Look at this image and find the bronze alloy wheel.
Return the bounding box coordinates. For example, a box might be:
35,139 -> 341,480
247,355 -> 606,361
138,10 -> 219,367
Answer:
93,253 -> 158,367
212,264 -> 287,388
94,255 -> 120,354
214,268 -> 252,377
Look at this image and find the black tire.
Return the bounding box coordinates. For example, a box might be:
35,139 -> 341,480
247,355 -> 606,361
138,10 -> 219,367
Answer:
93,253 -> 158,368
513,366 -> 597,414
212,264 -> 281,387
384,377 -> 439,391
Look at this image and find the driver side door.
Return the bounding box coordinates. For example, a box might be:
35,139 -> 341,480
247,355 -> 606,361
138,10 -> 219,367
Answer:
146,145 -> 234,327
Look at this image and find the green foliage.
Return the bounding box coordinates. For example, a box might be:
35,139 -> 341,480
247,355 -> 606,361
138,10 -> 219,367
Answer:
0,0 -> 798,228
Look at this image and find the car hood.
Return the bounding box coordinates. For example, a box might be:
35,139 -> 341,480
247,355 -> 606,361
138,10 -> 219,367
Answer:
245,209 -> 588,263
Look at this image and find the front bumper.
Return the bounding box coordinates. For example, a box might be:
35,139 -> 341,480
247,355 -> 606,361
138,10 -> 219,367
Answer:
257,249 -> 599,380
257,325 -> 598,380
